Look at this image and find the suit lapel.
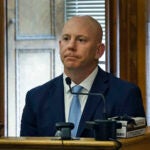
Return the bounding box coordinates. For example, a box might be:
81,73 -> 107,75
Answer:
77,67 -> 109,136
47,75 -> 66,123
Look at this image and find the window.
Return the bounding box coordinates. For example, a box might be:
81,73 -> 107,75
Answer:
65,0 -> 106,70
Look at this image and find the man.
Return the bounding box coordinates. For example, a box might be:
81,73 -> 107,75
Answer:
20,16 -> 145,137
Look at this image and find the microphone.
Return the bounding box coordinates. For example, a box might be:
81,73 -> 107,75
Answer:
55,122 -> 74,140
65,77 -> 107,119
65,77 -> 122,141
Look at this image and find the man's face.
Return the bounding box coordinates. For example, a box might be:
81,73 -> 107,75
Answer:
59,17 -> 103,72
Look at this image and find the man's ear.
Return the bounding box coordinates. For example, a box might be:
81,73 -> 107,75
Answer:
59,40 -> 61,46
95,43 -> 105,59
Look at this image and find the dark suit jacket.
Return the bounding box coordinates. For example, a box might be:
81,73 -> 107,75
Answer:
20,67 -> 145,137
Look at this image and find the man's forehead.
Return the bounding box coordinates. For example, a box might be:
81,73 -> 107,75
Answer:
63,16 -> 101,33
61,26 -> 91,38
61,16 -> 102,42
62,19 -> 94,34
64,17 -> 94,27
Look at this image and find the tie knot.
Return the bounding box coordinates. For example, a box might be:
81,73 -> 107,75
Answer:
72,85 -> 83,93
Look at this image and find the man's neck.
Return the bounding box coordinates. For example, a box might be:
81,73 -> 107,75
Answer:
64,66 -> 98,84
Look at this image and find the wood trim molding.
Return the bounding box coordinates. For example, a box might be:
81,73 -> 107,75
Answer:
137,0 -> 146,109
0,0 -> 5,136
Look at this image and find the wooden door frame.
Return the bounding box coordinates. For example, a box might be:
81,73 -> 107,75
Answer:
0,0 -> 5,136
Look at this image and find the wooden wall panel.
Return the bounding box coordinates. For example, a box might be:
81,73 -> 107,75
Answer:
120,0 -> 138,82
119,0 -> 146,109
0,0 -> 5,136
137,0 -> 146,109
107,0 -> 118,74
109,0 -> 146,109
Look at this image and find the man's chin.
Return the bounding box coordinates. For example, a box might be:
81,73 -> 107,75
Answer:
64,61 -> 78,67
64,64 -> 79,70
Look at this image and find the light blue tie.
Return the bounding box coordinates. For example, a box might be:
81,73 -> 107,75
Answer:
68,85 -> 83,137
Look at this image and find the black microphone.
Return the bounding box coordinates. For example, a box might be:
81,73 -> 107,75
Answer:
65,77 -> 122,141
65,77 -> 107,119
55,122 -> 74,140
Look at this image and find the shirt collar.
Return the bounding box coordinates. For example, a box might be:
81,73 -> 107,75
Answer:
63,66 -> 98,93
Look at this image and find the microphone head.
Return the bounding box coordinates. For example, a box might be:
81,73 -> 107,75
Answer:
65,77 -> 71,85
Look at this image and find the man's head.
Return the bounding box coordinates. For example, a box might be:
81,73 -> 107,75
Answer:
59,15 -> 105,76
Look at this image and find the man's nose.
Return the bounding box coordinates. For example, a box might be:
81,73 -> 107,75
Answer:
67,39 -> 76,50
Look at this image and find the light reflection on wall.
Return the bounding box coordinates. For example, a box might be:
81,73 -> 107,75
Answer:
146,22 -> 150,125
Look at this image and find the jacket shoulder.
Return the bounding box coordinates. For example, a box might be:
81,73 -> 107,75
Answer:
27,74 -> 63,96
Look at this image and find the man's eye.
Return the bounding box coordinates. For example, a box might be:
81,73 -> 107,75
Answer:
63,37 -> 68,41
78,38 -> 86,42
62,36 -> 69,41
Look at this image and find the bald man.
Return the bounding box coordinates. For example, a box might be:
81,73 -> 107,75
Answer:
20,16 -> 145,137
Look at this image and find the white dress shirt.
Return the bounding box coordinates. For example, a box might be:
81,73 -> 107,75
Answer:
63,67 -> 98,122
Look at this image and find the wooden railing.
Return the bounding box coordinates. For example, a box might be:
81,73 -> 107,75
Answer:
0,127 -> 150,150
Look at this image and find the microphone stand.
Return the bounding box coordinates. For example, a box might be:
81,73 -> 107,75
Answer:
65,77 -> 122,141
66,77 -> 107,119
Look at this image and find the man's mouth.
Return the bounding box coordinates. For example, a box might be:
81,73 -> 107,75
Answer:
65,56 -> 77,61
64,54 -> 78,59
